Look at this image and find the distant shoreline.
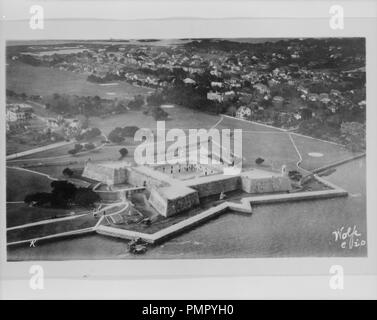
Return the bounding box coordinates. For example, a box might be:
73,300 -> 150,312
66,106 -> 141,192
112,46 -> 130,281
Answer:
5,38 -> 291,47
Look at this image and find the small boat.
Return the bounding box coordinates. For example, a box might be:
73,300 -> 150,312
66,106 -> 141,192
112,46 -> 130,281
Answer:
132,244 -> 147,254
127,238 -> 147,254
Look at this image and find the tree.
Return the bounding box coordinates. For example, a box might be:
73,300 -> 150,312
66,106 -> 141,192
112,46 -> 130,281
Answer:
288,170 -> 303,181
74,188 -> 100,207
24,192 -> 52,206
340,122 -> 366,152
63,168 -> 74,177
147,92 -> 164,106
50,180 -> 77,207
84,143 -> 96,150
151,106 -> 168,120
108,127 -> 125,143
128,95 -> 144,109
68,143 -> 83,155
300,108 -> 313,120
76,127 -> 101,141
226,106 -> 237,117
119,148 -> 129,158
122,126 -> 139,137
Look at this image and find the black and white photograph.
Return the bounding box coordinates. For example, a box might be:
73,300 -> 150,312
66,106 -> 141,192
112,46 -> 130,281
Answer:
5,37 -> 367,260
1,0 -> 376,301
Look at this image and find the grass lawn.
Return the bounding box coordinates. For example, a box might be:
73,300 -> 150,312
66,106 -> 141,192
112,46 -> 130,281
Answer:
6,167 -> 53,202
218,116 -> 361,173
6,120 -> 62,155
6,203 -> 87,228
6,137 -> 55,155
16,134 -> 104,160
13,142 -> 76,160
24,164 -> 84,180
219,116 -> 284,132
6,60 -> 151,99
290,133 -> 358,171
216,117 -> 299,170
7,215 -> 97,243
90,105 -> 221,136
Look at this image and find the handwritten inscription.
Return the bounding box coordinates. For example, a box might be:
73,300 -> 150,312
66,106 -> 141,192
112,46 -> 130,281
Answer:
332,225 -> 366,250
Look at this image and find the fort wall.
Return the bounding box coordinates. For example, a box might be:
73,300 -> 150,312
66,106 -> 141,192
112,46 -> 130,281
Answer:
126,167 -> 168,189
152,162 -> 221,177
240,175 -> 292,193
186,175 -> 240,198
148,189 -> 169,216
82,162 -> 114,184
166,192 -> 200,217
95,190 -> 123,201
149,187 -> 200,217
82,162 -> 128,185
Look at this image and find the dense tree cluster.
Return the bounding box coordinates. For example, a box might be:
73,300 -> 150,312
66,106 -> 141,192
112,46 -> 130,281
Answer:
108,126 -> 140,143
340,122 -> 366,152
24,180 -> 100,208
43,94 -> 128,117
128,95 -> 144,109
75,127 -> 101,141
119,147 -> 129,158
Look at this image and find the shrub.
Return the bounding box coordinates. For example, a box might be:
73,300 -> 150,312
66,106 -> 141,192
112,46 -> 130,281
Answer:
24,192 -> 52,206
108,128 -> 125,143
128,95 -> 144,109
122,126 -> 139,137
119,148 -> 129,158
68,143 -> 83,155
74,188 -> 100,207
151,106 -> 168,120
84,143 -> 96,150
288,170 -> 303,181
62,168 -> 74,177
76,127 -> 101,141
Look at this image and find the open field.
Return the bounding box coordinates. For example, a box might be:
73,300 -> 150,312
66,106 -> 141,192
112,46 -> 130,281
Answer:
218,116 -> 357,172
6,136 -> 56,155
6,116 -> 63,155
290,134 -> 359,171
16,134 -> 104,160
12,142 -> 76,160
7,109 -> 358,186
6,106 -> 222,175
6,167 -> 53,202
7,215 -> 97,244
89,105 -> 221,136
20,164 -> 85,180
6,60 -> 151,99
217,117 -> 299,170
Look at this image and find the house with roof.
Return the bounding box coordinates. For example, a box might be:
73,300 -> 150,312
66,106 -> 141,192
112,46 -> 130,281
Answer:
236,106 -> 252,120
207,91 -> 223,103
183,78 -> 196,85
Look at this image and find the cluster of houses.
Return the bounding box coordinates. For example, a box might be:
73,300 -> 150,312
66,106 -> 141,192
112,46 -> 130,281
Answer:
45,116 -> 82,138
15,40 -> 365,130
